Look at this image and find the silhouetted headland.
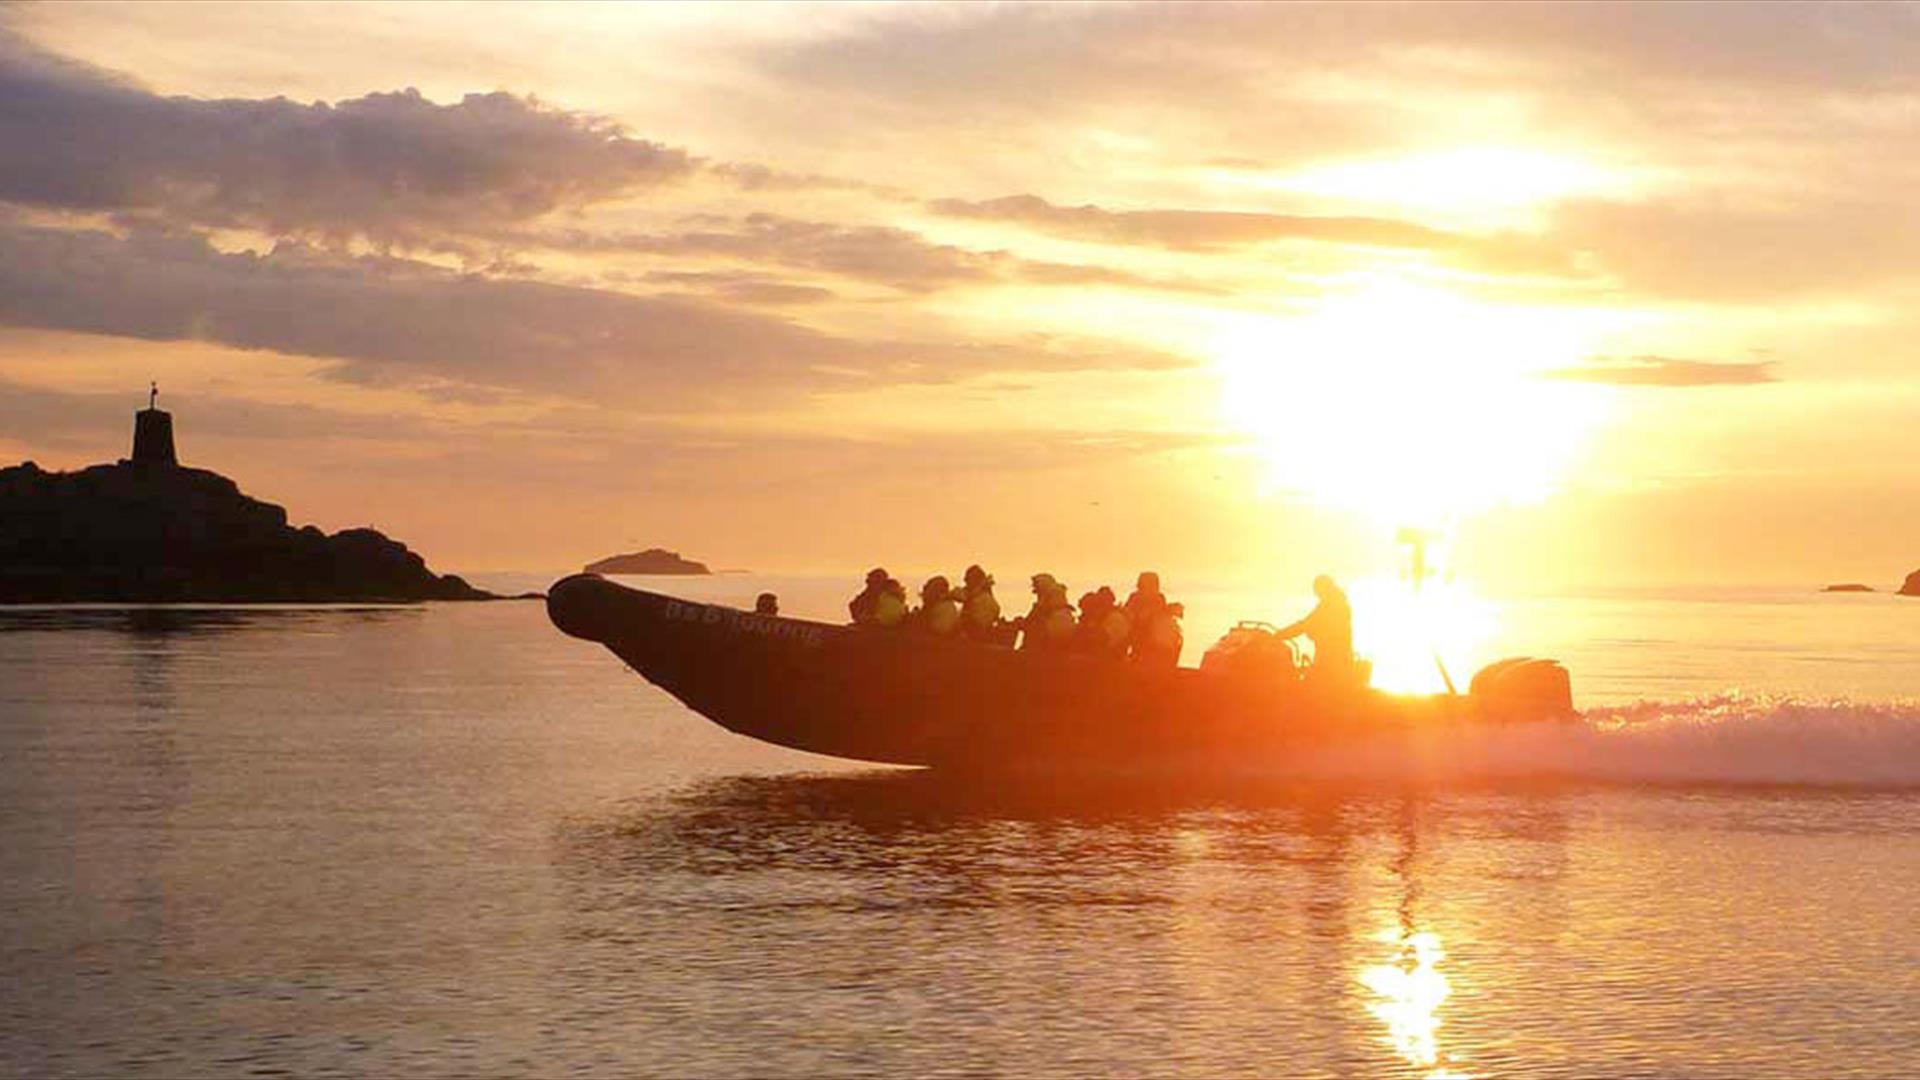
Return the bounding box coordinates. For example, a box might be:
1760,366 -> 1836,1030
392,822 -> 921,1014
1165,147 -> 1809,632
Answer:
1,393 -> 512,603
1822,583 -> 1875,593
582,548 -> 711,575
1902,570 -> 1920,597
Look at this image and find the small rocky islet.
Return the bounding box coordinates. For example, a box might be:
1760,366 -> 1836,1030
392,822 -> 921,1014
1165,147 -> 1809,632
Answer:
1,397 -> 511,603
583,548 -> 712,575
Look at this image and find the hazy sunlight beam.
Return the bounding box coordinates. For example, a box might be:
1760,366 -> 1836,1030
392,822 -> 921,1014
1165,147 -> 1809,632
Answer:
1244,146 -> 1648,227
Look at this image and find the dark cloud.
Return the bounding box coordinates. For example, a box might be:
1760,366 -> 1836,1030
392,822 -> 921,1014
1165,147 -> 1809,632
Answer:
0,29 -> 694,243
528,212 -> 1223,294
929,193 -> 1458,254
1543,355 -> 1780,387
0,222 -> 1191,406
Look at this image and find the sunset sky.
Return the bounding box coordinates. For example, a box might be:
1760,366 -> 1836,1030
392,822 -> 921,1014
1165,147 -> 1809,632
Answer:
3,1 -> 1917,588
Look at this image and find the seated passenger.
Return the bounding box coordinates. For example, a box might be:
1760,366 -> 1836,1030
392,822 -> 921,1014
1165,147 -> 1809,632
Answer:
1074,587 -> 1130,656
848,567 -> 889,625
1136,600 -> 1184,667
1275,575 -> 1353,678
755,592 -> 779,616
874,576 -> 909,628
1093,585 -> 1131,656
1124,572 -> 1170,660
912,575 -> 962,635
955,564 -> 1003,642
1017,573 -> 1077,652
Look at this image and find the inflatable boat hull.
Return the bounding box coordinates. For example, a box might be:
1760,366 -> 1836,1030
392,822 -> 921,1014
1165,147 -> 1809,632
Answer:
548,574 -> 1569,770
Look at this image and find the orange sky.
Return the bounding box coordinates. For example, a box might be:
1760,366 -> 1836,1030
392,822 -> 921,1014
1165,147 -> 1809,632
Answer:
2,2 -> 1917,588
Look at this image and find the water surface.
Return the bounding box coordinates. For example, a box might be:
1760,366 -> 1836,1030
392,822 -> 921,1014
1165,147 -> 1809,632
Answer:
2,582 -> 1916,1077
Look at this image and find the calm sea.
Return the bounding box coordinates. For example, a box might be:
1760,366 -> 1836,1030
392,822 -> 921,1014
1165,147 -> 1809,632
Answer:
2,575 -> 1917,1078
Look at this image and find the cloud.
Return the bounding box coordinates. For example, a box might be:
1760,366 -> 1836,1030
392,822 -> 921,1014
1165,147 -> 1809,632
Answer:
926,193 -> 1579,277
1545,196 -> 1920,302
1543,355 -> 1781,387
929,194 -> 1457,254
0,222 -> 1191,406
0,29 -> 695,244
528,212 -> 1223,294
635,270 -> 839,306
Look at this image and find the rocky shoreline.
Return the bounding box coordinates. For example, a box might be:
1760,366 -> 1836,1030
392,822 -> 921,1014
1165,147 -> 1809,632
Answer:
0,398 -> 529,605
2,445 -> 511,604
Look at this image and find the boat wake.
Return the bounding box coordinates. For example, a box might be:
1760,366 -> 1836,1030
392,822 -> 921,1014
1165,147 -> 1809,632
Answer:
1296,694 -> 1920,788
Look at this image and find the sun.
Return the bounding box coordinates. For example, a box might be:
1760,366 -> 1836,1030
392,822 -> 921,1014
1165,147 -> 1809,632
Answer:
1213,279 -> 1611,531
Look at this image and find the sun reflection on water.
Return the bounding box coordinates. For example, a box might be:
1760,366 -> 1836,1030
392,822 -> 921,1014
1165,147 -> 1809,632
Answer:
1360,929 -> 1470,1078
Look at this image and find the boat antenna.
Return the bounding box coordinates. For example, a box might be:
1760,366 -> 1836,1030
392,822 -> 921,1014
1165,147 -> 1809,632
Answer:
1398,526 -> 1458,696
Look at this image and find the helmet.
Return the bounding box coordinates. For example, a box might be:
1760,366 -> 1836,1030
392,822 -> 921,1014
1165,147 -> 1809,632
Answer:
964,564 -> 988,586
1137,571 -> 1161,593
922,575 -> 951,600
866,567 -> 888,584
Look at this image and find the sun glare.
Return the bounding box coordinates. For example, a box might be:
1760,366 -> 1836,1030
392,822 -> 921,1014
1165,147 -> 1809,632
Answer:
1349,573 -> 1495,695
1361,929 -> 1470,1079
1242,146 -> 1646,227
1214,279 -> 1610,530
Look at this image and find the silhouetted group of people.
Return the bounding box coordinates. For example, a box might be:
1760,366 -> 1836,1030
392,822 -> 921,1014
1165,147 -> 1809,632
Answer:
849,564 -> 1005,641
849,566 -> 1185,665
844,567 -> 1355,679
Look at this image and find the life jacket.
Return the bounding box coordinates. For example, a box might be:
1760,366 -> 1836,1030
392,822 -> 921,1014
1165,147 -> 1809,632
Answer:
920,597 -> 961,634
1020,595 -> 1075,650
1124,591 -> 1166,638
1099,608 -> 1131,652
873,590 -> 907,627
1136,609 -> 1183,665
961,587 -> 1000,631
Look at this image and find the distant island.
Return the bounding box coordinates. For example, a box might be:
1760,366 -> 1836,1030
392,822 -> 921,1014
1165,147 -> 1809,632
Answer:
584,548 -> 712,575
1822,583 -> 1875,593
1903,570 -> 1920,597
1,393 -> 510,603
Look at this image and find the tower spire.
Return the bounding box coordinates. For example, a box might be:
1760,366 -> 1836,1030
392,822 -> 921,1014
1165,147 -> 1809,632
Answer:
131,382 -> 177,467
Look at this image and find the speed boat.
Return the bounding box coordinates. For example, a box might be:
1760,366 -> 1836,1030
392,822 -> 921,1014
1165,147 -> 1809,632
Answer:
546,573 -> 1574,770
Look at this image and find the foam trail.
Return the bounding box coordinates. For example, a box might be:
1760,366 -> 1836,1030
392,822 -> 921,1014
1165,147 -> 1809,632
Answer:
1300,695 -> 1920,787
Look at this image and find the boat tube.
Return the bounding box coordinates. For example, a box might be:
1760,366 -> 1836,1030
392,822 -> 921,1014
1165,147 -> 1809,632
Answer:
547,573 -> 1574,770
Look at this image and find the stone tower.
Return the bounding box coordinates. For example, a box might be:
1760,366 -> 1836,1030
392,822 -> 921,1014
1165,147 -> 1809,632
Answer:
131,382 -> 177,467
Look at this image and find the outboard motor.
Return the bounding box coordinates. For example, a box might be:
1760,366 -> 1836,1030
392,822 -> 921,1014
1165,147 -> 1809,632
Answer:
1469,657 -> 1574,721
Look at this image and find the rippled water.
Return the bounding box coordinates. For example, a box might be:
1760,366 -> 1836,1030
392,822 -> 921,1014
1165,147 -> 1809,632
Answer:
2,580 -> 1917,1077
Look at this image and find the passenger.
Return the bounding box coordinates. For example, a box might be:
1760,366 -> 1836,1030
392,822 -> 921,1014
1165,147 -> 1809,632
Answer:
1017,573 -> 1077,652
848,567 -> 889,625
1074,590 -> 1104,651
875,576 -> 909,628
1275,574 -> 1353,678
1075,586 -> 1131,657
1123,572 -> 1169,660
755,592 -> 779,616
1137,600 -> 1185,667
1094,585 -> 1131,655
956,564 -> 1003,641
912,575 -> 962,635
